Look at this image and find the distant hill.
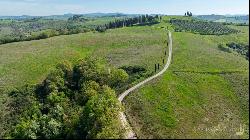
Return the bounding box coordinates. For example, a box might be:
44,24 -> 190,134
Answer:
82,13 -> 136,17
195,14 -> 249,24
0,15 -> 35,20
0,13 -> 139,20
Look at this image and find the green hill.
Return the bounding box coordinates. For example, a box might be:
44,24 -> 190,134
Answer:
123,16 -> 249,139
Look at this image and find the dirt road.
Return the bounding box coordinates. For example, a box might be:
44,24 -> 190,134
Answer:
118,30 -> 173,139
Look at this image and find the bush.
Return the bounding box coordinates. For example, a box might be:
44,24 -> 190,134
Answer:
218,44 -> 231,53
217,42 -> 249,60
108,68 -> 129,87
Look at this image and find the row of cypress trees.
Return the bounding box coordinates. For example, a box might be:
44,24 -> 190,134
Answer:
96,15 -> 161,32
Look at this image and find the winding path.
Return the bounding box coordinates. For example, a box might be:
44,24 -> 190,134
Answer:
118,30 -> 173,139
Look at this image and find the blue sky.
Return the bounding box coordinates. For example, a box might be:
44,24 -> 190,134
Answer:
0,0 -> 248,16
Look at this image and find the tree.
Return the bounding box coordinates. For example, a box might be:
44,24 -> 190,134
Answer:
108,68 -> 129,88
189,12 -> 193,17
186,11 -> 193,17
155,14 -> 159,19
82,85 -> 124,139
56,60 -> 73,84
75,81 -> 100,105
73,57 -> 100,89
47,91 -> 67,106
40,115 -> 62,139
13,119 -> 40,139
42,68 -> 65,94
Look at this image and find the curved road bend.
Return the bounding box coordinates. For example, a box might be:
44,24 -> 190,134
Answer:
118,30 -> 173,139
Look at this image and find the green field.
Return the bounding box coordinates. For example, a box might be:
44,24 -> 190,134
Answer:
0,26 -> 166,89
123,17 -> 249,139
0,15 -> 249,139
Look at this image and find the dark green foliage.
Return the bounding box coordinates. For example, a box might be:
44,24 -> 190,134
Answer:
5,58 -> 126,139
226,42 -> 249,60
120,65 -> 146,76
107,68 -> 129,88
170,19 -> 239,35
75,81 -> 100,105
218,44 -> 232,53
95,15 -> 160,32
185,11 -> 193,17
119,65 -> 149,92
73,57 -> 100,89
120,65 -> 147,82
81,85 -> 124,139
7,85 -> 41,123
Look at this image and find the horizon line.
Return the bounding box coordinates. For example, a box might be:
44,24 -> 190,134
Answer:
0,12 -> 249,17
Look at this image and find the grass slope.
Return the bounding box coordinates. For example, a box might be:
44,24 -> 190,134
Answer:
0,26 -> 166,90
124,17 -> 249,139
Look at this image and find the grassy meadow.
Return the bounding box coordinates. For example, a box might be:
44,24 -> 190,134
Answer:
0,26 -> 166,90
123,17 -> 249,139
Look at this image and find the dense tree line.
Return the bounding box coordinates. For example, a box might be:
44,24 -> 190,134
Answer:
4,57 -> 130,139
95,15 -> 160,32
170,19 -> 239,35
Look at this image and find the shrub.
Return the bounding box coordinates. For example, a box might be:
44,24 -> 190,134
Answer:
218,44 -> 231,53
